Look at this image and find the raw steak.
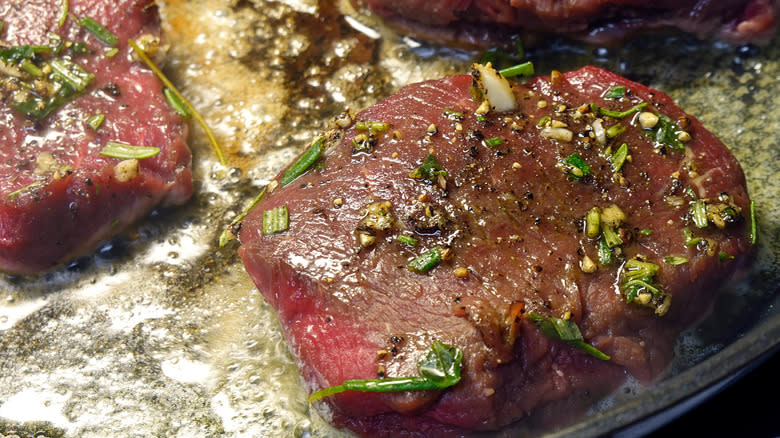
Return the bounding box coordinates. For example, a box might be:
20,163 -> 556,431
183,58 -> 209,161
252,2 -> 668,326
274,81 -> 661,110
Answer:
356,0 -> 778,46
237,65 -> 753,436
0,0 -> 192,274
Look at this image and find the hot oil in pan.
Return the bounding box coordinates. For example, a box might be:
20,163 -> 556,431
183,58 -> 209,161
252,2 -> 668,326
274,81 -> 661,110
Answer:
0,0 -> 777,437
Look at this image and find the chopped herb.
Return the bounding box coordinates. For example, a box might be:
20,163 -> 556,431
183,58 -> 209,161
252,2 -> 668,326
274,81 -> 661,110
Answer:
605,85 -> 626,99
683,227 -> 702,247
408,247 -> 443,273
527,312 -> 610,360
355,120 -> 389,132
104,47 -> 119,58
663,256 -> 689,265
719,251 -> 734,262
597,237 -> 613,265
640,229 -> 653,236
498,61 -> 534,78
611,143 -> 628,173
262,205 -> 290,235
536,115 -> 551,127
602,225 -> 623,248
606,123 -> 626,139
485,137 -> 504,147
79,16 -> 118,46
443,109 -> 464,121
409,154 -> 446,182
163,87 -> 191,118
560,153 -> 592,180
585,207 -> 601,239
620,259 -> 671,315
100,141 -> 160,159
219,186 -> 268,247
7,180 -> 46,200
280,137 -> 323,186
397,235 -> 418,246
58,0 -> 69,27
308,341 -> 462,402
129,39 -> 227,165
50,58 -> 93,90
590,102 -> 648,119
690,200 -> 708,229
644,113 -> 685,151
87,114 -> 105,130
748,199 -> 757,245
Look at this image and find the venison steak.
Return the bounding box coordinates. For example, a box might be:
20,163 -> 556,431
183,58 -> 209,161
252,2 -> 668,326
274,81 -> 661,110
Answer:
0,0 -> 192,274
355,0 -> 778,47
237,65 -> 753,436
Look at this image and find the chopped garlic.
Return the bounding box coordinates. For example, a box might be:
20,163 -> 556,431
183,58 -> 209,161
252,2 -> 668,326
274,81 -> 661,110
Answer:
113,159 -> 139,182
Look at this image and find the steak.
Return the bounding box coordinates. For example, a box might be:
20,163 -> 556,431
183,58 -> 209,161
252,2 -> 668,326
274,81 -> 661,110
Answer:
356,0 -> 778,46
0,0 -> 192,274
237,65 -> 753,436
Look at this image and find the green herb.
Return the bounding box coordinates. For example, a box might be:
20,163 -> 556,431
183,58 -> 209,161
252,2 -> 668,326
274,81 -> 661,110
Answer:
6,48 -> 95,119
443,109 -> 464,121
719,251 -> 734,262
79,16 -> 118,46
219,186 -> 268,247
597,237 -> 613,265
590,102 -> 648,119
601,225 -> 623,248
585,207 -> 601,239
645,113 -> 685,151
355,120 -> 389,132
408,247 -> 443,273
640,229 -> 653,236
100,141 -> 160,159
748,199 -> 757,245
536,115 -> 551,127
397,235 -> 418,246
279,137 -> 323,186
527,312 -> 610,360
605,85 -> 626,99
560,153 -> 592,180
606,123 -> 626,139
58,0 -> 69,27
611,143 -> 628,173
87,114 -> 105,130
7,180 -> 45,200
129,39 -> 227,166
690,199 -> 708,228
620,259 -> 671,315
104,47 -> 119,58
498,61 -> 534,78
163,87 -> 191,118
409,154 -> 446,182
308,341 -> 463,402
50,58 -> 93,90
485,137 -> 504,147
663,256 -> 689,265
262,205 -> 289,235
682,227 -> 702,247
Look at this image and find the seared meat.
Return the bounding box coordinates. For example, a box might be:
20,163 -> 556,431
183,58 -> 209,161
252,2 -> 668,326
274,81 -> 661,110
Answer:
357,0 -> 778,46
0,0 -> 192,274
237,65 -> 753,436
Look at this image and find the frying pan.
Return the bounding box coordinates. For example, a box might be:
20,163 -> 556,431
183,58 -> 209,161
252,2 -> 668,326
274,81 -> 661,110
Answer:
0,0 -> 777,436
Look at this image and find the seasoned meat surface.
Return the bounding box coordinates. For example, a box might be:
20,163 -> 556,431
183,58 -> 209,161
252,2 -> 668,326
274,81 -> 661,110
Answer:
0,0 -> 192,274
357,0 -> 778,46
238,66 -> 753,436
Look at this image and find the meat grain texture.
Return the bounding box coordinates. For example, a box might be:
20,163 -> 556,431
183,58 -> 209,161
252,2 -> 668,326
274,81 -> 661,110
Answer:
238,66 -> 753,436
356,0 -> 778,46
0,0 -> 191,274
